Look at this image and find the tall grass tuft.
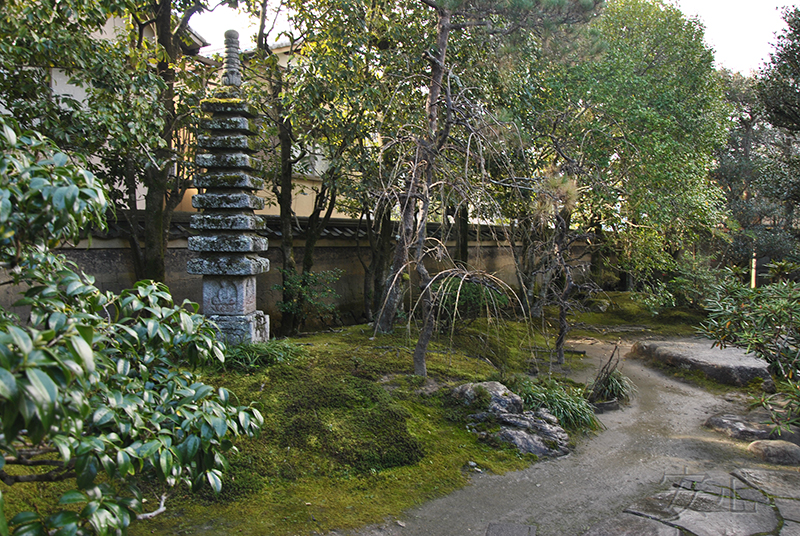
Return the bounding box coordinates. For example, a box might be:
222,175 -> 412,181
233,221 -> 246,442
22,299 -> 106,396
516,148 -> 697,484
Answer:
221,339 -> 307,372
585,344 -> 636,404
504,374 -> 601,431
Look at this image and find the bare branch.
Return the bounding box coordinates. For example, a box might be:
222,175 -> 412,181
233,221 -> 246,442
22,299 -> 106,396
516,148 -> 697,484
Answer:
138,494 -> 169,520
173,0 -> 205,39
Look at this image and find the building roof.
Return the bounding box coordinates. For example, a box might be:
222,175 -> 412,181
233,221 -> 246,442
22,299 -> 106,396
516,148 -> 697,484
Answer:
98,212 -> 505,244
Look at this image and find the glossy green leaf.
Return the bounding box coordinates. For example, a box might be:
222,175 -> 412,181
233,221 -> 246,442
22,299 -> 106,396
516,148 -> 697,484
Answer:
206,470 -> 222,494
9,512 -> 38,526
25,368 -> 57,430
159,449 -> 173,478
0,368 -> 18,400
58,491 -> 87,505
0,490 -> 8,536
92,407 -> 114,427
7,326 -> 32,355
69,336 -> 94,373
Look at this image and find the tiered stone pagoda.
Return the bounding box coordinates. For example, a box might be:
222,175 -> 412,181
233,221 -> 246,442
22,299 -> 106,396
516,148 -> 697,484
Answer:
188,30 -> 269,344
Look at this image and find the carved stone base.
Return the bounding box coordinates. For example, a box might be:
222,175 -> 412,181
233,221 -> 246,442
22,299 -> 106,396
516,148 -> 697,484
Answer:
202,275 -> 257,316
208,311 -> 269,346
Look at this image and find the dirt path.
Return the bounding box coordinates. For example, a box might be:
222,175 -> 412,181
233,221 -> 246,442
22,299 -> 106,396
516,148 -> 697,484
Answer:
337,338 -> 760,536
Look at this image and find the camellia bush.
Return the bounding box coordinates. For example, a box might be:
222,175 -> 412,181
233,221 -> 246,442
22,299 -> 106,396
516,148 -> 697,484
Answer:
700,273 -> 800,379
0,120 -> 263,535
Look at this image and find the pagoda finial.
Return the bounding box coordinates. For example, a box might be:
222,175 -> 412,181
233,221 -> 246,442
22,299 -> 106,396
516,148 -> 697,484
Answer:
221,30 -> 242,87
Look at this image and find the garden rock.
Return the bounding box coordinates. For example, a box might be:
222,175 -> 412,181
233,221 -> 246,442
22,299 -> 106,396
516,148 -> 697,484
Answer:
453,382 -> 570,457
628,339 -> 774,391
704,414 -> 774,441
452,381 -> 524,414
748,440 -> 800,465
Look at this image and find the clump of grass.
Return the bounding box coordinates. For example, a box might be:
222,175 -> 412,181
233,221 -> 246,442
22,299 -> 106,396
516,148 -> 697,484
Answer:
585,344 -> 636,404
503,374 -> 601,431
221,339 -> 307,372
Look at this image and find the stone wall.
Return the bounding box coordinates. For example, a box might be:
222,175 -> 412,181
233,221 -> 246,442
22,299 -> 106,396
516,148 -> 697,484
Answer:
1,232 -> 517,330
0,222 -> 583,332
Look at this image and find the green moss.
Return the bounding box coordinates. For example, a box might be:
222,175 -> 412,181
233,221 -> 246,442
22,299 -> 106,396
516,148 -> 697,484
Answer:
119,325 -> 538,536
570,292 -> 706,339
639,358 -> 739,394
8,302 -> 705,536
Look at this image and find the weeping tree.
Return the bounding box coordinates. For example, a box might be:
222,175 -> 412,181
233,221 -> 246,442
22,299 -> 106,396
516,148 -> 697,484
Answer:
369,0 -> 603,377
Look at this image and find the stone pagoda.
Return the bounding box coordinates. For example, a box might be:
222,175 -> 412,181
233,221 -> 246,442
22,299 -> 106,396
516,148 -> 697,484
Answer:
188,30 -> 269,344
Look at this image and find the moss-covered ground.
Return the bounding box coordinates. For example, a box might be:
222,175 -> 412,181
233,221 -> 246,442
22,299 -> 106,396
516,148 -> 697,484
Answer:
570,291 -> 707,339
1,292 -> 707,536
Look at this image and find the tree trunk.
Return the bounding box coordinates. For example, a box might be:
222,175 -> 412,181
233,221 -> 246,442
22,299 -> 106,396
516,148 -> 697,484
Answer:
277,108 -> 299,335
140,0 -> 181,283
455,203 -> 469,265
554,208 -> 573,364
376,7 -> 450,337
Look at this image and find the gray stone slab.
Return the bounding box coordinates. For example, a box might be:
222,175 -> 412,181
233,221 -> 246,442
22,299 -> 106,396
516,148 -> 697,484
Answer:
201,116 -> 258,134
485,522 -> 535,536
674,478 -> 734,498
202,276 -> 257,316
200,99 -> 257,117
782,520 -> 800,535
188,235 -> 268,254
734,469 -> 800,499
192,192 -> 265,211
209,311 -> 268,345
196,152 -> 258,171
190,213 -> 265,232
581,513 -> 680,536
187,255 -> 270,276
749,440 -> 800,465
194,171 -> 264,190
628,340 -> 773,388
705,414 -> 774,441
625,490 -> 777,536
197,134 -> 258,152
777,498 -> 800,523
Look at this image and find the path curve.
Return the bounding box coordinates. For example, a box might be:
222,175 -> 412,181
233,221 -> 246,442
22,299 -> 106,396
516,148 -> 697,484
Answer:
334,338 -> 763,536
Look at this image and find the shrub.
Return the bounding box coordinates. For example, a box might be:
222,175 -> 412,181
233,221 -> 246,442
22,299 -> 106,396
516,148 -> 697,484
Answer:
503,374 -> 600,431
273,269 -> 342,328
222,339 -> 307,372
585,345 -> 636,404
0,120 -> 263,534
432,275 -> 510,333
700,278 -> 800,379
636,255 -> 722,313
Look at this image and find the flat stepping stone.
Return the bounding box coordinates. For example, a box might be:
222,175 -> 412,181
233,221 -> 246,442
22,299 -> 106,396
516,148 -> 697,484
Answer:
783,520 -> 800,535
628,340 -> 773,390
776,498 -> 800,523
581,513 -> 680,535
735,469 -> 800,499
485,522 -> 535,536
704,414 -> 774,441
624,489 -> 778,536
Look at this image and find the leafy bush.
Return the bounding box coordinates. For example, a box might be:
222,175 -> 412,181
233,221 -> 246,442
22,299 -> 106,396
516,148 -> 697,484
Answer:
221,340 -> 307,372
700,278 -> 800,379
636,255 -> 722,313
701,277 -> 800,434
0,120 -> 263,535
273,269 -> 342,328
432,275 -> 510,333
503,374 -> 600,431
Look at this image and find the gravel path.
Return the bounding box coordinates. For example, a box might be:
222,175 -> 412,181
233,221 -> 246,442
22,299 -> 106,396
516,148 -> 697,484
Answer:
334,338 -> 762,536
